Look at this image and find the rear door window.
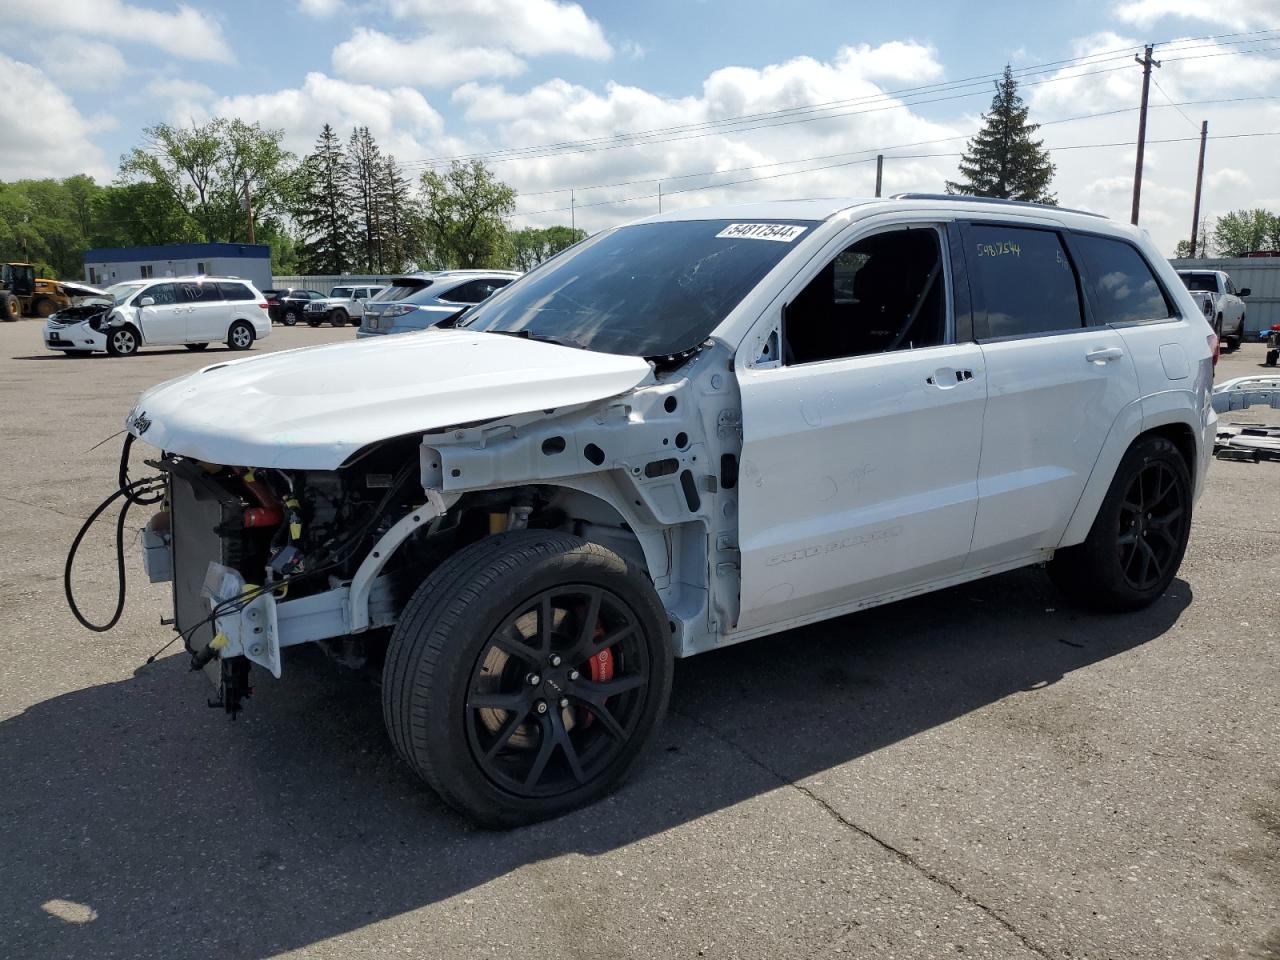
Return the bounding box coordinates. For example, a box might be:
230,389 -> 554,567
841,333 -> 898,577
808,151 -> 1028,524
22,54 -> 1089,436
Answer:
1072,234 -> 1174,325
179,281 -> 218,303
965,224 -> 1083,339
217,282 -> 255,301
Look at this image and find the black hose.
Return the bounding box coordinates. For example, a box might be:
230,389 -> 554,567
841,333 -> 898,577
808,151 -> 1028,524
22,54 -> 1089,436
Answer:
64,477 -> 164,633
119,433 -> 163,506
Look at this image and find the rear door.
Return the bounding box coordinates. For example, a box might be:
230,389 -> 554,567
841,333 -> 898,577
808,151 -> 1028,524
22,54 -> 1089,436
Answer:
179,280 -> 224,340
736,221 -> 987,631
961,221 -> 1140,566
134,282 -> 184,343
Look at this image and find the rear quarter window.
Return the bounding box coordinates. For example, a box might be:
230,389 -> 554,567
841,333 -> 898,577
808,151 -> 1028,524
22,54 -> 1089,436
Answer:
1073,234 -> 1173,325
217,282 -> 256,301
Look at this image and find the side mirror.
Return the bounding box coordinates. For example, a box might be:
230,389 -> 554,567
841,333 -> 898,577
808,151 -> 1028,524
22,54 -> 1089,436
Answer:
1239,287 -> 1251,297
139,296 -> 155,307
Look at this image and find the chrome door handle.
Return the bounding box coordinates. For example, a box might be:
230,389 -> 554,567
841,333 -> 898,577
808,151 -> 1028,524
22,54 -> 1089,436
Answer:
1085,346 -> 1124,363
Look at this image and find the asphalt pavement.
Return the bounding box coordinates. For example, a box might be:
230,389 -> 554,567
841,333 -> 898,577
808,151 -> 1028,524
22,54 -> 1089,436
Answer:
1,321 -> 1277,959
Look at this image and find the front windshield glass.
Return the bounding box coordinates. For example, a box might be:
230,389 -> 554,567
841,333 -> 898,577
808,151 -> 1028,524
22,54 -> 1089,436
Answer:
457,219 -> 816,356
107,282 -> 144,305
330,286 -> 353,298
1179,273 -> 1217,292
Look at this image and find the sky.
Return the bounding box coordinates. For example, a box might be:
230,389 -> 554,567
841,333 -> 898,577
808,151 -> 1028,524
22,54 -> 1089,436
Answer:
3,0 -> 1279,256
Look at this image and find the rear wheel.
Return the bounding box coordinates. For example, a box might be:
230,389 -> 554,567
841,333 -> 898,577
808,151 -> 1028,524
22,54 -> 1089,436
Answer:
227,320 -> 254,351
382,531 -> 672,828
105,326 -> 139,357
282,309 -> 300,327
185,342 -> 209,351
1049,435 -> 1191,612
330,308 -> 348,327
1,293 -> 19,321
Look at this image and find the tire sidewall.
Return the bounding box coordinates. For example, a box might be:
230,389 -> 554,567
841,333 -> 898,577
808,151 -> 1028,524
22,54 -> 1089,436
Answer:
106,325 -> 139,356
389,535 -> 673,827
330,309 -> 348,327
227,321 -> 254,350
283,309 -> 299,326
1089,437 -> 1192,606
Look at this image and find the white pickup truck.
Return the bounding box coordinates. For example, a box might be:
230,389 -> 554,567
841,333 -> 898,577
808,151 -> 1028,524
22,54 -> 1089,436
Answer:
304,284 -> 385,327
1176,269 -> 1249,350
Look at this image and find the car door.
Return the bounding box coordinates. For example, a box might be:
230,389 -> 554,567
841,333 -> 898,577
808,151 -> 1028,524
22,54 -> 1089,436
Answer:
960,221 -> 1140,567
178,280 -> 224,341
735,222 -> 986,631
133,282 -> 183,343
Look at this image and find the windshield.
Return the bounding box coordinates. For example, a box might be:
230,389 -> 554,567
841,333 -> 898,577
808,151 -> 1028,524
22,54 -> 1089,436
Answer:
107,282 -> 145,305
1179,273 -> 1217,292
457,219 -> 816,356
329,286 -> 353,298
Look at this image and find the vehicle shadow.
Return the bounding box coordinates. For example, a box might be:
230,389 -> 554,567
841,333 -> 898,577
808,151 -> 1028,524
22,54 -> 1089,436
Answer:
10,349 -> 213,360
1,567 -> 1191,959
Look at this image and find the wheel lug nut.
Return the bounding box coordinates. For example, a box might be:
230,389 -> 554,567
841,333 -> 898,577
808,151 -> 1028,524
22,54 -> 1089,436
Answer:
568,669 -> 579,681
549,654 -> 562,667
535,700 -> 548,714
526,673 -> 541,686
559,697 -> 569,709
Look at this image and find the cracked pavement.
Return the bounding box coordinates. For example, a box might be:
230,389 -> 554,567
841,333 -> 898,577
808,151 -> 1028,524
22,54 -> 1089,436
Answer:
1,323 -> 1277,959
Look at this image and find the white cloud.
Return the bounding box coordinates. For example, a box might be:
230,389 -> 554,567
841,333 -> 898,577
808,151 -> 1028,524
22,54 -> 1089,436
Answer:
37,37 -> 129,90
1114,0 -> 1280,30
1207,167 -> 1250,189
299,0 -> 344,15
146,77 -> 216,123
620,39 -> 646,61
386,0 -> 612,59
7,1 -> 233,63
0,55 -> 109,181
205,72 -> 456,162
332,28 -> 527,87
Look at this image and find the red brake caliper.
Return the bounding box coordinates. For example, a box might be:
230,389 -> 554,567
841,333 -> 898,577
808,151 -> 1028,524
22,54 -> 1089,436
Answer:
579,620 -> 613,728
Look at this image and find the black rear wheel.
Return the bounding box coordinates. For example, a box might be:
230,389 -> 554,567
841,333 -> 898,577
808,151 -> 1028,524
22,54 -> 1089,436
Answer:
382,531 -> 672,828
1049,435 -> 1191,611
330,309 -> 348,327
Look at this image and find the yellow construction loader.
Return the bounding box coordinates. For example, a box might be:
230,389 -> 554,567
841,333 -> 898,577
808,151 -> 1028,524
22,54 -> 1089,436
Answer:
1,262 -> 78,320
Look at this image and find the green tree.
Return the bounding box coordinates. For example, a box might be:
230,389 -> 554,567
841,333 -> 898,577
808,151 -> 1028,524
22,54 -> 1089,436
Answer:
348,126 -> 386,272
120,118 -> 294,243
295,124 -> 357,275
946,65 -> 1056,203
419,160 -> 516,269
1212,209 -> 1279,256
507,225 -> 586,272
378,155 -> 418,273
93,181 -> 200,248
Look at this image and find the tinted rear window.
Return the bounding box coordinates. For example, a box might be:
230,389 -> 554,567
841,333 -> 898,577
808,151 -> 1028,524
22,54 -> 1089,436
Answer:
1074,234 -> 1173,325
373,280 -> 432,301
1179,273 -> 1217,292
330,287 -> 353,298
969,225 -> 1083,338
217,282 -> 255,301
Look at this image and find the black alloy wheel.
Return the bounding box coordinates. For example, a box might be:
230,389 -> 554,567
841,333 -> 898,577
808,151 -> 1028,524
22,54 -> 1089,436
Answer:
1116,459 -> 1187,591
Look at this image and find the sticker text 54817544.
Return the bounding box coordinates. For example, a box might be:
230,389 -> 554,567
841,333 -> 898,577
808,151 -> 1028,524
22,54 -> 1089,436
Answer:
716,223 -> 808,243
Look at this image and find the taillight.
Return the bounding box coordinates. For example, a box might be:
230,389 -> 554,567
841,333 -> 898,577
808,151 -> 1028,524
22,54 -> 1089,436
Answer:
1208,332 -> 1220,366
383,304 -> 417,317
258,302 -> 268,309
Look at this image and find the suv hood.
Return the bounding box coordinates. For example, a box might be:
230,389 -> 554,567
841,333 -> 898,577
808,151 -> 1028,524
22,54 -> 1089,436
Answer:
127,329 -> 653,469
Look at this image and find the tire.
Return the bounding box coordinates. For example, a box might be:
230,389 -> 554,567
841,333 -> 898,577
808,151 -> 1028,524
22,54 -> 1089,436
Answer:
227,320 -> 254,351
105,325 -> 140,357
1049,435 -> 1192,612
1,293 -> 19,321
306,317 -> 322,327
349,313 -> 362,327
1266,348 -> 1279,367
31,297 -> 56,318
330,308 -> 348,328
282,309 -> 299,327
382,530 -> 673,828
185,342 -> 209,351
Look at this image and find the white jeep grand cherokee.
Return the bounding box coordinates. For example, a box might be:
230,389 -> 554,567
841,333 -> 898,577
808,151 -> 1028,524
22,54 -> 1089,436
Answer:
112,195 -> 1215,827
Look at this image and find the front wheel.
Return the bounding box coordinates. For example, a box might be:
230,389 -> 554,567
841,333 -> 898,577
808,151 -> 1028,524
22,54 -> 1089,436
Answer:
330,309 -> 348,327
227,320 -> 254,351
105,326 -> 139,357
282,310 -> 299,327
382,531 -> 673,828
1049,435 -> 1192,612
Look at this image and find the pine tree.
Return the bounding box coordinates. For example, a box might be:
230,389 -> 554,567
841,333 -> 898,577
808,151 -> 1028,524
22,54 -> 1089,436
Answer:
946,66 -> 1056,204
295,124 -> 356,275
378,156 -> 417,273
348,127 -> 386,272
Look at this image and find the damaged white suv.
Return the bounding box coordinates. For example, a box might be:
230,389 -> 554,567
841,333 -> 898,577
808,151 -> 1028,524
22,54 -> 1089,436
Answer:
109,196 -> 1215,826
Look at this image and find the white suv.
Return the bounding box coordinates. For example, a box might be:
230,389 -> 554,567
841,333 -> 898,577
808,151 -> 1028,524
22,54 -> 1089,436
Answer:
304,284 -> 385,327
46,276 -> 270,356
111,196 -> 1214,827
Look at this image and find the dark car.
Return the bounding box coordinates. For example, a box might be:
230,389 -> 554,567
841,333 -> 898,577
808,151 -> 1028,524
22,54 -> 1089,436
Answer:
268,288 -> 326,326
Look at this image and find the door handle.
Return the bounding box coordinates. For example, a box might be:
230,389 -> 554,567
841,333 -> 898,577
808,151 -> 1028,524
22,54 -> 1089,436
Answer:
1085,346 -> 1124,363
925,368 -> 974,387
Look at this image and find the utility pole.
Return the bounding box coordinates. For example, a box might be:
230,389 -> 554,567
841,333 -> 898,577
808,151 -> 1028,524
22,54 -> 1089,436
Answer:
874,155 -> 883,197
243,175 -> 256,244
658,181 -> 663,213
1130,43 -> 1161,225
1189,120 -> 1208,258
570,189 -> 575,233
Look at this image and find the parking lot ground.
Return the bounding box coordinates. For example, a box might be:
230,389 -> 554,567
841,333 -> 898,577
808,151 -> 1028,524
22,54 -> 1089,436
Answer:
1,322 -> 1278,960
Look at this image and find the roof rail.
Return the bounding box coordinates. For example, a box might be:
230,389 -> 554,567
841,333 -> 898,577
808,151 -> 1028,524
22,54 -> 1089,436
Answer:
890,193 -> 1106,219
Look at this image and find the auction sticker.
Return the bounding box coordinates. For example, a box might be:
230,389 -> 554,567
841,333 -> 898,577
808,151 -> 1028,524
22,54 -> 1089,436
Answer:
715,223 -> 807,242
